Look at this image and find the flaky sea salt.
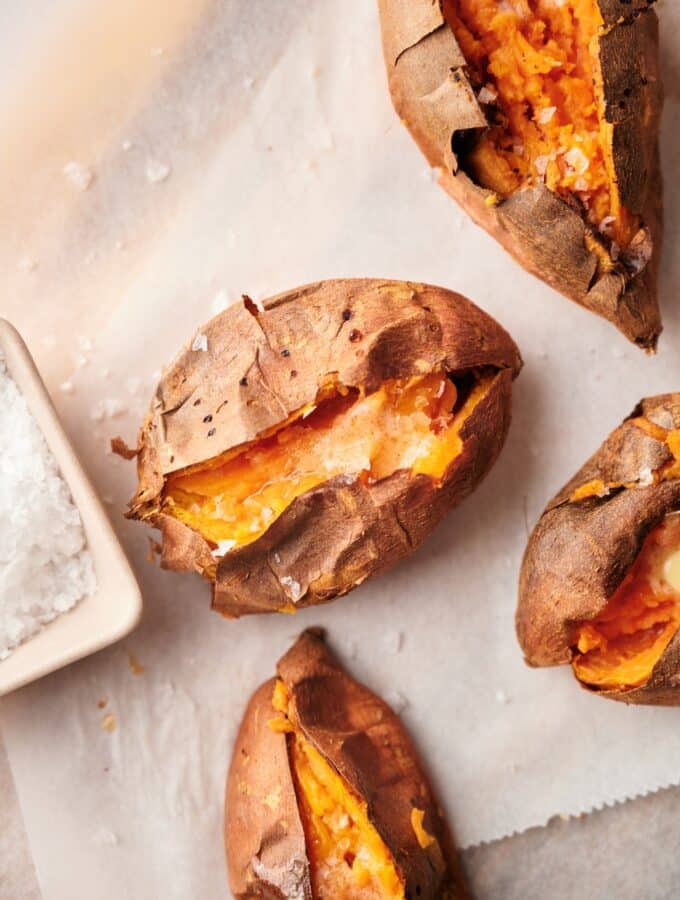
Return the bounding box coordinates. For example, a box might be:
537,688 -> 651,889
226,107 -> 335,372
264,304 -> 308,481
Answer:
280,575 -> 302,602
477,85 -> 497,105
145,159 -> 171,184
211,539 -> 236,558
0,357 -> 96,660
191,332 -> 208,352
63,161 -> 94,192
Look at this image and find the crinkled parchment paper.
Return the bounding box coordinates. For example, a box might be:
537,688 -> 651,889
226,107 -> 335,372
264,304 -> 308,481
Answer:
0,1 -> 679,898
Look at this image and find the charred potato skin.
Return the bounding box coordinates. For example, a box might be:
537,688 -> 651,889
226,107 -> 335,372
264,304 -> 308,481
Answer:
377,0 -> 663,348
129,279 -> 521,617
517,394 -> 680,705
225,629 -> 467,900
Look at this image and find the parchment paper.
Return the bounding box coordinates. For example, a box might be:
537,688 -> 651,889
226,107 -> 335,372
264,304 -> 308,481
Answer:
0,1 -> 679,897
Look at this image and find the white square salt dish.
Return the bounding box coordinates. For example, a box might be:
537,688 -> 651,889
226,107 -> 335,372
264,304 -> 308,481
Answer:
0,320 -> 141,695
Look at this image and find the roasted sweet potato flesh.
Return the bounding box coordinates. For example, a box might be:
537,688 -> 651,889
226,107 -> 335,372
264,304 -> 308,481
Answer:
573,514 -> 680,690
272,680 -> 404,900
163,370 -> 491,552
443,0 -> 635,248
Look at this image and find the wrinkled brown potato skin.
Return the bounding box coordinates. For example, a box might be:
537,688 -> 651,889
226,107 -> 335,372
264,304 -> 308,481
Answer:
225,629 -> 468,899
377,0 -> 663,348
129,279 -> 521,617
517,394 -> 680,705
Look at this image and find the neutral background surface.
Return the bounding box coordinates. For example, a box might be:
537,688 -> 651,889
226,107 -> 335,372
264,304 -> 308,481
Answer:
1,0 -> 679,897
3,738 -> 680,900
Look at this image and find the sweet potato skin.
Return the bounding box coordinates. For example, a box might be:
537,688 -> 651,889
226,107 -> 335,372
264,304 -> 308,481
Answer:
129,279 -> 521,617
224,629 -> 468,900
377,0 -> 663,348
517,394 -> 680,705
225,679 -> 312,899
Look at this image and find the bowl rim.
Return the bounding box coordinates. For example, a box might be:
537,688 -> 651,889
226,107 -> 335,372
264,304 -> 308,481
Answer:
0,318 -> 142,695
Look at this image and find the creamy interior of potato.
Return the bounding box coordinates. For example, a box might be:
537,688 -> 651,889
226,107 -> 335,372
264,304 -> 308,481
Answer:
443,0 -> 636,248
271,681 -> 404,900
573,514 -> 680,691
164,370 -> 492,553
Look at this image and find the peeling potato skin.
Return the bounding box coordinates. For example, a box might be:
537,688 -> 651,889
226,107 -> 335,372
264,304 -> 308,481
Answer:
377,0 -> 663,348
225,629 -> 468,900
517,394 -> 680,705
128,279 -> 521,617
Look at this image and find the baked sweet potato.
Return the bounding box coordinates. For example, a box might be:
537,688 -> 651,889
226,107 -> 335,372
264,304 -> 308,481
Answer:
128,279 -> 521,617
378,0 -> 663,348
518,394 -> 680,704
225,628 -> 467,899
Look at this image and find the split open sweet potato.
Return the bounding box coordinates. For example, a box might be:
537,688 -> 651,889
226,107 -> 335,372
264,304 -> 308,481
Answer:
517,394 -> 680,704
128,279 -> 521,617
225,628 -> 467,899
378,0 -> 663,348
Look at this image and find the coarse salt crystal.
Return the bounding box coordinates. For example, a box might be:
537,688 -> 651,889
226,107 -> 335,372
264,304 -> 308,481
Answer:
280,575 -> 302,602
598,215 -> 616,235
564,147 -> 589,175
59,380 -> 74,394
0,356 -> 95,659
212,539 -> 236,558
537,106 -> 556,124
638,467 -> 654,486
17,256 -> 38,272
145,159 -> 172,184
574,177 -> 589,192
63,161 -> 94,192
192,333 -> 208,352
534,155 -> 550,177
477,85 -> 498,104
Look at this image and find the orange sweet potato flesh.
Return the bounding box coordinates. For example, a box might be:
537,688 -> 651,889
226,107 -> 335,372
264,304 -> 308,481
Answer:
573,514 -> 680,690
378,1 -> 663,348
164,372 -> 472,552
443,0 -> 636,248
517,393 -> 680,704
272,676 -> 405,900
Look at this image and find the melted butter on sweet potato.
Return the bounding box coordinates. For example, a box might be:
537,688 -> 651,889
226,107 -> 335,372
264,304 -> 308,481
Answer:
271,680 -> 404,900
443,0 -> 637,247
573,514 -> 680,691
163,370 -> 493,551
